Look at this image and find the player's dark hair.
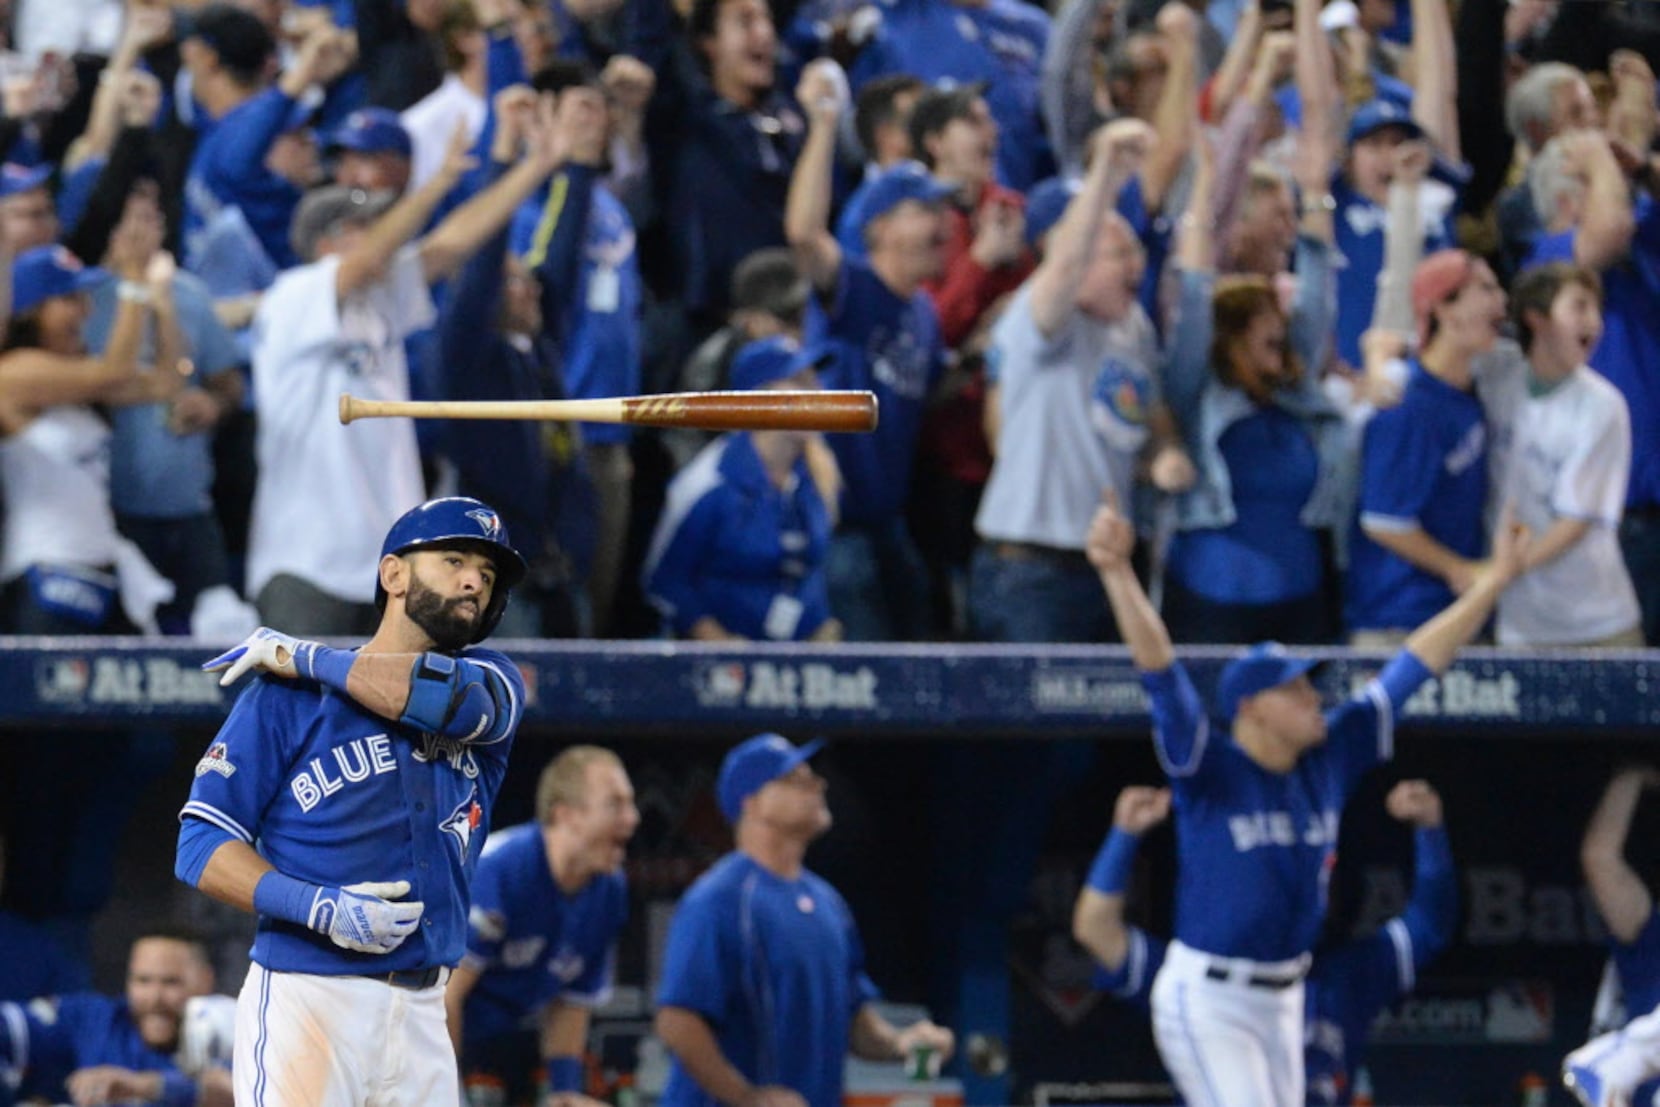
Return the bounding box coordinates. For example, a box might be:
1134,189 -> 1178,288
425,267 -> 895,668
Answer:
133,923 -> 213,961
1511,261 -> 1603,354
730,247 -> 807,326
536,745 -> 624,824
855,75 -> 924,164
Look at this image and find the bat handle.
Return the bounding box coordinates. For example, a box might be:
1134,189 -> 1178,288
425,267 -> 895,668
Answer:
339,394 -> 357,425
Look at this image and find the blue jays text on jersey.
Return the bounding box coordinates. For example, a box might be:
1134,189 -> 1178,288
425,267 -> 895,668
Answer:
178,648 -> 526,976
1142,651 -> 1433,962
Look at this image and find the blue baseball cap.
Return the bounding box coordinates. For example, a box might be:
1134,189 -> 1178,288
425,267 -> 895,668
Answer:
844,161 -> 955,234
729,336 -> 833,391
1346,98 -> 1425,146
1024,176 -> 1079,249
717,734 -> 825,823
11,245 -> 106,315
1214,643 -> 1323,723
327,108 -> 413,159
0,162 -> 50,199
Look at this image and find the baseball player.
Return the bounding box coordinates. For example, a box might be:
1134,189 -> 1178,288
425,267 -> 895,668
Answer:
446,746 -> 638,1107
173,496 -> 528,1107
1074,780 -> 1458,1105
1563,767 -> 1660,1107
655,734 -> 955,1107
1085,491 -> 1526,1107
0,927 -> 235,1106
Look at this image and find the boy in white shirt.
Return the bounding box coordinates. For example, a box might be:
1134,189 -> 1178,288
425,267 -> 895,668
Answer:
1482,262 -> 1644,647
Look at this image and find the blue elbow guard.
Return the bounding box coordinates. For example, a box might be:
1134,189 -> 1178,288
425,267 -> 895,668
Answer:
400,653 -> 504,741
176,817 -> 236,888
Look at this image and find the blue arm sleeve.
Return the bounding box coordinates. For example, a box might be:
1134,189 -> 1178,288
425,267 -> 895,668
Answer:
1141,662 -> 1211,779
1401,826 -> 1458,966
159,1069 -> 200,1107
524,164 -> 598,347
1379,650 -> 1435,714
174,816 -> 237,888
642,492 -> 723,634
438,178 -> 511,393
1088,928 -> 1165,1010
398,652 -> 521,744
202,88 -> 299,189
1085,827 -> 1142,896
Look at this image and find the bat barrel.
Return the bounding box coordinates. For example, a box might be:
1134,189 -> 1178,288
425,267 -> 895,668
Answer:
621,391 -> 878,433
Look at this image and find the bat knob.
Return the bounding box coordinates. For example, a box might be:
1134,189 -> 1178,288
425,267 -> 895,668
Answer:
338,394 -> 354,425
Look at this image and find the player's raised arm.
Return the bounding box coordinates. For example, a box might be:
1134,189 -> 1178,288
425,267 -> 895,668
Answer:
1086,491 -> 1173,674
1387,780 -> 1459,969
1074,787 -> 1170,977
1582,766 -> 1660,944
1400,505 -> 1532,675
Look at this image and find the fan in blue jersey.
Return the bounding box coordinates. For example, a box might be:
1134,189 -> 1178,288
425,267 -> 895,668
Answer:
1563,767 -> 1660,1107
0,927 -> 234,1107
446,746 -> 639,1107
1084,490 -> 1526,1107
655,734 -> 955,1107
1073,780 -> 1458,1106
172,496 -> 530,1107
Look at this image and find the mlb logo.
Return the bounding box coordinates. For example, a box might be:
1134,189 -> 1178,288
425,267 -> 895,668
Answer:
194,742 -> 237,778
697,663 -> 746,706
36,657 -> 89,704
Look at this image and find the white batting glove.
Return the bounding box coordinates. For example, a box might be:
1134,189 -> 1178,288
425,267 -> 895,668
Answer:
201,626 -> 310,686
309,881 -> 425,954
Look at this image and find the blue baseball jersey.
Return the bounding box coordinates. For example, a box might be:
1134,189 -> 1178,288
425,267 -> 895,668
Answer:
657,852 -> 880,1107
804,255 -> 944,526
1331,177 -> 1454,371
1091,827 -> 1456,1106
460,822 -> 629,1043
0,994 -> 200,1107
1346,359 -> 1488,632
1142,654 -> 1431,962
848,0 -> 1052,189
178,650 -> 525,975
1612,912 -> 1660,1033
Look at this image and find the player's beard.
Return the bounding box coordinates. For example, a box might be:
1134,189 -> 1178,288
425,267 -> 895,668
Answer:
405,572 -> 483,651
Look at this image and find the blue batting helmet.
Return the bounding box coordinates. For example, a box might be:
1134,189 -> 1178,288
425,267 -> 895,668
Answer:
376,497 -> 528,642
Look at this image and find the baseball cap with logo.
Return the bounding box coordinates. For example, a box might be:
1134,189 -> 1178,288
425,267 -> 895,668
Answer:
326,108 -> 414,159
11,245 -> 107,315
1214,643 -> 1324,723
843,161 -> 955,236
0,163 -> 51,199
729,336 -> 834,391
717,734 -> 826,823
1346,98 -> 1425,146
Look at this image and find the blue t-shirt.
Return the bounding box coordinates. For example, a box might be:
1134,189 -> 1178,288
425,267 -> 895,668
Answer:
805,256 -> 944,526
643,433 -> 833,640
86,272 -> 245,519
1331,177 -> 1453,370
1526,201 -> 1660,509
177,652 -> 525,975
1142,653 -> 1431,962
1346,359 -> 1488,632
461,823 -> 628,1043
657,852 -> 880,1107
1169,405 -> 1323,605
848,0 -> 1052,190
0,993 -> 199,1107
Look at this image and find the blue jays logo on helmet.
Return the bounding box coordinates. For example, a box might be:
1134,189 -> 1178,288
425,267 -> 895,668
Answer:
377,497 -> 529,643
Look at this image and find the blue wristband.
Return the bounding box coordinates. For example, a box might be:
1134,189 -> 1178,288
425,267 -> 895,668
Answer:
293,642 -> 355,692
253,870 -> 325,930
544,1056 -> 584,1093
1085,828 -> 1141,896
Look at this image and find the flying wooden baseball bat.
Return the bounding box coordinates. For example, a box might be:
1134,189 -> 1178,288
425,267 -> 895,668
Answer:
338,390 -> 879,433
